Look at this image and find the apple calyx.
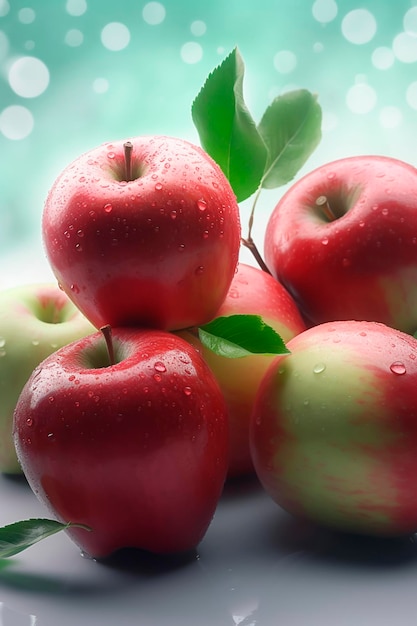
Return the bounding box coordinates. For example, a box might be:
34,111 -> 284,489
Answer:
100,324 -> 115,366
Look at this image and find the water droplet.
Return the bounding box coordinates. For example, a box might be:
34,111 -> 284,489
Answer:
107,152 -> 115,159
202,230 -> 209,239
197,199 -> 207,212
303,399 -> 309,406
321,237 -> 329,245
75,243 -> 83,252
48,396 -> 55,403
390,361 -> 406,375
77,229 -> 84,237
382,208 -> 389,216
195,265 -> 204,275
104,203 -> 113,213
0,337 -> 5,348
155,182 -> 163,191
170,210 -> 177,219
153,373 -> 162,382
154,361 -> 166,373
31,339 -> 39,346
313,363 -> 326,374
0,349 -> 6,357
26,417 -> 33,426
183,386 -> 192,396
178,244 -> 185,252
70,284 -> 80,294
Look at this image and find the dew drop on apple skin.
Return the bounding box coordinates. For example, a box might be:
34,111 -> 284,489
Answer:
313,363 -> 326,374
390,361 -> 407,375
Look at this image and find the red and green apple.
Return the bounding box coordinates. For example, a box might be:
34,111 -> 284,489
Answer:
0,283 -> 94,474
181,262 -> 306,478
251,319 -> 417,536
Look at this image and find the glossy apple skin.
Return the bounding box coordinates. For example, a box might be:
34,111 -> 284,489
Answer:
0,283 -> 94,474
42,135 -> 241,331
264,156 -> 417,334
251,320 -> 417,537
13,329 -> 229,557
181,263 -> 306,478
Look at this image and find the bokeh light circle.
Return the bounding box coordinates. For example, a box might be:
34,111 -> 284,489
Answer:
101,22 -> 130,51
404,7 -> 417,36
371,46 -> 395,70
0,105 -> 34,140
18,8 -> 35,24
93,78 -> 109,93
312,0 -> 338,24
273,50 -> 297,73
8,56 -> 49,98
180,42 -> 203,64
65,0 -> 87,17
379,106 -> 402,129
142,2 -> 166,25
393,32 -> 417,63
346,82 -> 377,114
65,29 -> 84,47
406,81 -> 417,109
190,20 -> 206,36
0,0 -> 9,17
341,9 -> 377,45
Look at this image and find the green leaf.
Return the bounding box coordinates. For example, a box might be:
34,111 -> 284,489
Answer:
258,89 -> 322,189
198,314 -> 290,359
0,519 -> 90,558
191,47 -> 268,202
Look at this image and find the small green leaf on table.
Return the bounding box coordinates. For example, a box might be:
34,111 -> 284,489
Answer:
0,519 -> 90,558
198,314 -> 290,358
191,47 -> 268,203
258,89 -> 322,189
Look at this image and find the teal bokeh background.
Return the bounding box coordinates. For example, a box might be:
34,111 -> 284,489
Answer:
2,0 -> 417,285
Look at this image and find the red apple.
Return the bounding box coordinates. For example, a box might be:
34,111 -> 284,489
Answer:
251,319 -> 417,536
13,328 -> 229,557
181,262 -> 306,478
264,155 -> 417,334
42,135 -> 241,331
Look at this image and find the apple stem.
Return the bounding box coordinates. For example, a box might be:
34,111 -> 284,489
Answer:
316,195 -> 337,222
123,141 -> 133,182
241,185 -> 272,274
100,325 -> 115,366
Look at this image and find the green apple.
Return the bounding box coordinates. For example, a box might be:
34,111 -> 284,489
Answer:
0,283 -> 95,473
251,319 -> 417,536
181,262 -> 306,478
